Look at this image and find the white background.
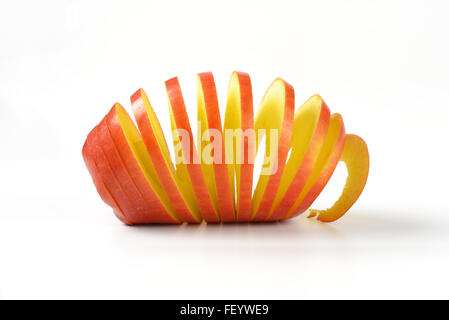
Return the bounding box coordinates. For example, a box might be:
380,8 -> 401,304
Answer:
1,0 -> 449,299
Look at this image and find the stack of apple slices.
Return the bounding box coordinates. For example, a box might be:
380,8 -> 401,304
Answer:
82,72 -> 369,225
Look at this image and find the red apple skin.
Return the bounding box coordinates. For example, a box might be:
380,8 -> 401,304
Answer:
251,80 -> 295,222
105,104 -> 180,224
96,116 -> 173,224
131,89 -> 200,223
286,116 -> 346,220
96,119 -> 152,220
198,72 -> 236,222
83,122 -> 144,224
233,72 -> 254,222
165,77 -> 220,223
82,126 -> 132,225
266,99 -> 331,221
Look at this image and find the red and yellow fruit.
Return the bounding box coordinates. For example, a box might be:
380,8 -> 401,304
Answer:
82,72 -> 369,224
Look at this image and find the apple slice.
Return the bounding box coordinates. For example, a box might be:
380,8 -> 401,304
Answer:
266,95 -> 330,221
283,113 -> 346,220
84,123 -> 146,224
308,134 -> 369,222
223,72 -> 254,222
97,119 -> 154,223
95,117 -> 176,224
82,127 -> 132,225
250,78 -> 295,222
165,77 -> 220,223
197,72 -> 236,222
105,104 -> 181,224
131,89 -> 201,223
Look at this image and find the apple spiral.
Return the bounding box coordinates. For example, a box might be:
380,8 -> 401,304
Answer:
82,72 -> 369,225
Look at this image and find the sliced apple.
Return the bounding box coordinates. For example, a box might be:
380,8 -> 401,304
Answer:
105,104 -> 180,224
83,123 -> 144,224
83,72 -> 369,225
165,77 -> 220,223
223,72 -> 254,222
82,127 -> 132,225
197,72 -> 236,222
250,78 -> 294,222
97,118 -> 161,222
283,113 -> 346,220
131,89 -> 201,223
266,95 -> 330,221
308,134 -> 369,222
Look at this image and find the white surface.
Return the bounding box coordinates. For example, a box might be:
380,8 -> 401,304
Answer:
1,0 -> 449,299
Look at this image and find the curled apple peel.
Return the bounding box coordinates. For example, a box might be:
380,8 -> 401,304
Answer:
82,72 -> 369,224
308,134 -> 370,222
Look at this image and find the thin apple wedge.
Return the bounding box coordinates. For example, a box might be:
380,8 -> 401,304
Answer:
131,89 -> 201,223
250,78 -> 295,222
197,72 -> 236,222
166,77 -> 220,223
106,104 -> 180,224
266,95 -> 330,221
82,127 -> 132,225
284,113 -> 346,220
223,72 -> 254,222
